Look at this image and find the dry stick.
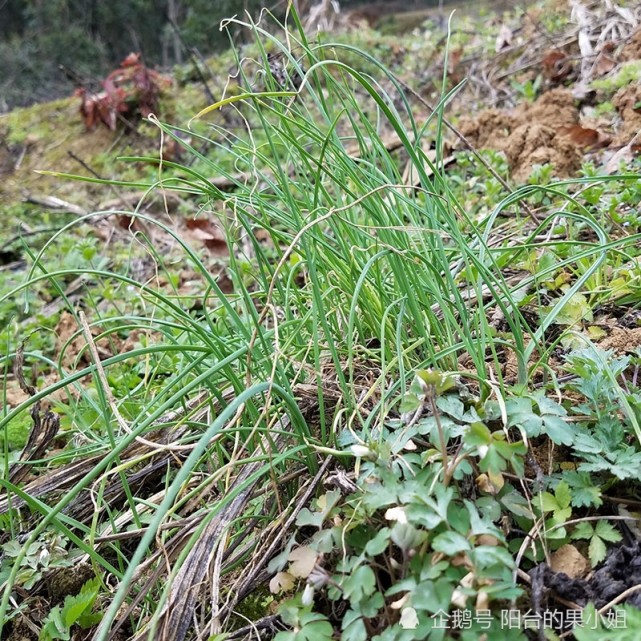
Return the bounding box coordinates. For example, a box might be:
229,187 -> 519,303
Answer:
598,583 -> 641,614
217,456 -> 332,628
393,75 -> 540,223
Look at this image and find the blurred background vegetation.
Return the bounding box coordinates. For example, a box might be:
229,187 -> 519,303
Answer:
0,0 -> 445,112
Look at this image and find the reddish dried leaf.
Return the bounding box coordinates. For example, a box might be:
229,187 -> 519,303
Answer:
185,218 -> 228,255
542,49 -> 572,82
558,125 -> 611,149
121,52 -> 142,67
593,52 -> 617,77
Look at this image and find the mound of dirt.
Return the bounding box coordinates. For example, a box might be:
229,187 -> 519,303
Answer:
459,88 -> 582,181
612,83 -> 641,147
531,541 -> 641,611
621,27 -> 641,61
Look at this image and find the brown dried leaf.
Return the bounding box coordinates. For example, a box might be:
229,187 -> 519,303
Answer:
558,124 -> 611,149
542,50 -> 572,82
184,218 -> 228,255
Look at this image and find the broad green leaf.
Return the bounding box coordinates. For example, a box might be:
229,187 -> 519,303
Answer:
589,535 -> 607,567
295,508 -> 324,529
342,565 -> 376,603
571,522 -> 594,540
341,609 -> 367,641
594,520 -> 622,543
538,492 -> 559,513
431,531 -> 470,555
365,527 -> 390,556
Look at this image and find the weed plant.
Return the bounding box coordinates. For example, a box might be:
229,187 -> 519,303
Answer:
2,7 -> 641,641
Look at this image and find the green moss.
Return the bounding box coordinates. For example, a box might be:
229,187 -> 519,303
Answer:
592,61 -> 641,94
1,411 -> 31,450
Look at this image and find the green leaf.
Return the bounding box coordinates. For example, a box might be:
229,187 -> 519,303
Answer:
464,421 -> 492,447
431,531 -> 470,555
554,481 -> 572,509
411,578 -> 454,613
506,397 -> 543,437
594,520 -> 622,543
365,528 -> 390,556
295,508 -> 324,529
589,535 -> 607,566
341,609 -> 367,641
500,490 -> 535,519
399,393 -> 421,414
62,578 -> 100,628
541,415 -> 575,446
436,396 -> 466,421
275,611 -> 333,641
571,522 -> 594,540
553,292 -> 593,325
563,472 -> 602,508
342,565 -> 376,603
538,492 -> 559,513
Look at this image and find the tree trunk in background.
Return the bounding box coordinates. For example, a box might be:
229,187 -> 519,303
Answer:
167,0 -> 182,65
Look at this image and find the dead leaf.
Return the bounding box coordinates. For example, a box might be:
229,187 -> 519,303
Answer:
550,544 -> 590,579
184,217 -> 228,255
288,546 -> 317,578
269,571 -> 295,594
542,50 -> 572,82
495,23 -> 513,52
558,124 -> 611,149
592,51 -> 617,77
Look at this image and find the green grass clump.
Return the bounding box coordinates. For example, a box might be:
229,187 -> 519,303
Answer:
2,6 -> 641,641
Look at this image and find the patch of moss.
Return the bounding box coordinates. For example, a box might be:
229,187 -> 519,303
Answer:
592,61 -> 641,94
1,411 -> 31,450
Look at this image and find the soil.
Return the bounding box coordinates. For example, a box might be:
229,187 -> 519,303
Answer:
459,89 -> 583,181
612,83 -> 641,147
458,19 -> 641,180
532,541 -> 641,611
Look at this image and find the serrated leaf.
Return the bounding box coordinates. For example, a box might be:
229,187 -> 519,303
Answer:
399,393 -> 421,414
464,421 -> 492,447
589,535 -> 607,566
365,528 -> 390,556
563,471 -> 603,508
431,531 -> 470,555
538,492 -> 559,513
542,415 -> 575,446
506,397 -> 543,436
62,578 -> 100,628
295,508 -> 324,529
555,481 -> 572,509
341,609 -> 367,641
342,565 -> 376,602
501,491 -> 534,519
571,522 -> 594,540
554,292 -> 593,325
436,396 -> 465,421
594,520 -> 622,543
316,490 -> 341,517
